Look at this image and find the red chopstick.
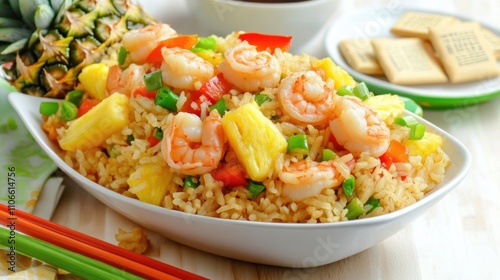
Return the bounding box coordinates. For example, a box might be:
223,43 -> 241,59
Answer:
0,204 -> 207,280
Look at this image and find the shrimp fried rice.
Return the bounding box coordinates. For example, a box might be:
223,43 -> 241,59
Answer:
42,24 -> 450,223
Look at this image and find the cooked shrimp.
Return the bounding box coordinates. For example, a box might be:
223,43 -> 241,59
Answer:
161,47 -> 215,90
279,160 -> 352,201
122,23 -> 177,63
329,95 -> 390,158
278,70 -> 335,125
161,111 -> 225,175
218,41 -> 281,92
106,64 -> 147,96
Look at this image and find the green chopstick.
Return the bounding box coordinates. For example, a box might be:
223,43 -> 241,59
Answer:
0,227 -> 143,279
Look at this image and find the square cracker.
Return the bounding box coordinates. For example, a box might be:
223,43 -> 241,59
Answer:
338,39 -> 385,75
391,11 -> 458,39
371,38 -> 448,85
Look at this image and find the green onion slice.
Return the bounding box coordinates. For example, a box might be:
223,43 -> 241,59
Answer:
144,70 -> 163,92
342,175 -> 355,197
209,98 -> 227,116
353,82 -> 370,101
118,46 -> 129,65
364,196 -> 380,214
154,87 -> 179,112
345,197 -> 364,220
67,90 -> 84,107
286,134 -> 309,155
184,176 -> 200,188
254,94 -> 271,106
60,101 -> 78,121
321,149 -> 337,161
336,85 -> 354,96
409,122 -> 425,140
248,181 -> 266,199
39,101 -> 59,116
394,115 -> 419,127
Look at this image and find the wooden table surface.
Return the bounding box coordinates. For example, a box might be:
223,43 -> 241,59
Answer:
50,0 -> 500,279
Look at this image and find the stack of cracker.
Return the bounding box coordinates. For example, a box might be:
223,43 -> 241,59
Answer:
339,11 -> 500,85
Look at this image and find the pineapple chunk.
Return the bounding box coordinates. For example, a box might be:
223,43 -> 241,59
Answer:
127,163 -> 173,206
316,57 -> 357,90
221,101 -> 287,181
78,63 -> 110,100
59,93 -> 130,151
364,94 -> 405,125
195,50 -> 223,66
405,131 -> 443,161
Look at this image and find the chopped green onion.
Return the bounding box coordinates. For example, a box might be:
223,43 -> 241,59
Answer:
364,196 -> 380,214
60,101 -> 78,121
403,98 -> 423,117
192,36 -> 217,51
39,101 -> 59,116
345,197 -> 364,220
352,82 -> 370,101
209,98 -> 227,116
155,87 -> 179,112
107,145 -> 120,158
144,70 -> 163,92
153,127 -> 163,140
409,122 -> 425,140
286,134 -> 309,156
322,149 -> 337,161
184,176 -> 200,188
118,46 -> 129,65
126,134 -> 134,145
248,180 -> 266,199
67,90 -> 84,107
394,115 -> 419,127
254,94 -> 271,106
336,85 -> 354,96
342,175 -> 355,197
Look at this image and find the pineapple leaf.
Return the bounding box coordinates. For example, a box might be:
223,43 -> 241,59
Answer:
0,18 -> 24,28
0,2 -> 16,19
0,38 -> 27,55
8,0 -> 21,17
0,28 -> 33,43
34,4 -> 55,29
19,0 -> 50,29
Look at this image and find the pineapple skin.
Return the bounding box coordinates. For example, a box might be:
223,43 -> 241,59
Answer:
3,0 -> 156,99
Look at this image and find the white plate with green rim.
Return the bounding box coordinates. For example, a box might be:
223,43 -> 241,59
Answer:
325,5 -> 500,109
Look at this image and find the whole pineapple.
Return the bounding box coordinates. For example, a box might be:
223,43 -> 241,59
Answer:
0,0 -> 156,98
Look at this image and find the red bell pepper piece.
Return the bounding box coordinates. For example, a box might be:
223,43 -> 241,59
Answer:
147,135 -> 161,147
211,163 -> 249,188
238,32 -> 292,53
132,86 -> 157,99
379,140 -> 409,169
77,99 -> 99,117
145,35 -> 199,63
199,73 -> 233,103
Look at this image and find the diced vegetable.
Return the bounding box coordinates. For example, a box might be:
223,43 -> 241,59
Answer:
191,36 -> 217,51
118,46 -> 129,66
379,139 -> 409,169
401,97 -> 423,117
59,93 -> 130,152
248,181 -> 266,199
405,131 -> 442,161
342,175 -> 355,197
67,90 -> 84,107
286,134 -> 309,156
193,49 -> 223,66
60,101 -> 78,121
238,32 -> 292,53
254,94 -> 271,106
78,63 -> 109,100
184,176 -> 200,189
364,196 -> 380,214
211,163 -> 248,188
144,70 -> 163,92
145,35 -> 199,63
155,87 -> 179,112
345,197 -> 364,220
316,57 -> 357,90
126,134 -> 134,145
364,94 -> 405,125
352,82 -> 370,101
409,122 -> 425,140
39,101 -> 59,116
127,163 -> 173,206
199,73 -> 232,103
132,86 -> 157,99
321,149 -> 337,161
394,115 -> 419,127
153,127 -> 163,140
221,101 -> 287,181
336,85 -> 354,96
209,98 -> 227,116
147,136 -> 160,147
77,99 -> 99,117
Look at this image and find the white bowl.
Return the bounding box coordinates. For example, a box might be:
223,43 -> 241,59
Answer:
8,91 -> 471,268
186,0 -> 341,52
